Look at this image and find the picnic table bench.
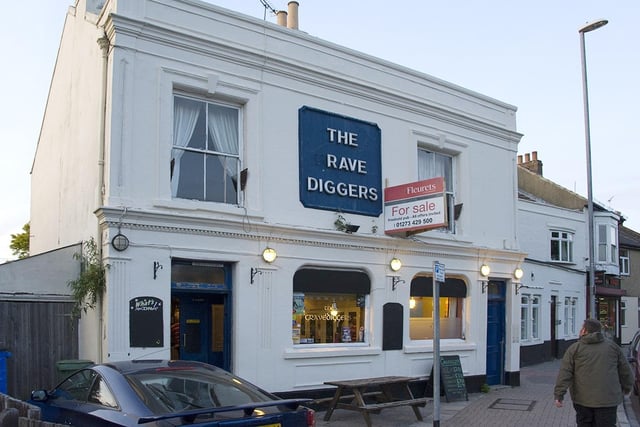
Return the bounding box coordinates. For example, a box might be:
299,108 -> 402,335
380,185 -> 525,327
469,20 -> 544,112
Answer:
322,376 -> 430,427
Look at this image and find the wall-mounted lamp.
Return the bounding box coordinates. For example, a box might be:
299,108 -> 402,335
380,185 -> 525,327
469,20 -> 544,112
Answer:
392,276 -> 406,291
480,264 -> 490,277
262,247 -> 277,263
480,264 -> 490,293
112,233 -> 130,251
514,267 -> 524,281
390,258 -> 402,272
330,300 -> 339,316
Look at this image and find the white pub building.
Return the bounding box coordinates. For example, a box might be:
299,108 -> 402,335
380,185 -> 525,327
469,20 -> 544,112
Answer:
29,0 -> 526,394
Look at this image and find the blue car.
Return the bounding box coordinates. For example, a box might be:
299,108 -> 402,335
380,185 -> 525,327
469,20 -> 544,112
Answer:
29,359 -> 315,426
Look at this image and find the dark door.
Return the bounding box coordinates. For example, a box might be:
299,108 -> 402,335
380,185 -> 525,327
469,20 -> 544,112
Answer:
486,281 -> 506,385
177,293 -> 228,369
171,261 -> 231,370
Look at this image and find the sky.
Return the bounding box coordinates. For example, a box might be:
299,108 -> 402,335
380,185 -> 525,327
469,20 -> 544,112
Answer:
1,0 -> 638,262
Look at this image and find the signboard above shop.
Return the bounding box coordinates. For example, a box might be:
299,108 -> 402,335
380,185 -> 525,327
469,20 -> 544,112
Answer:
299,107 -> 382,216
384,177 -> 448,236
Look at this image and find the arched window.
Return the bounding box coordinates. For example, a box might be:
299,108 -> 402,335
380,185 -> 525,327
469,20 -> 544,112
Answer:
292,268 -> 370,345
409,276 -> 466,340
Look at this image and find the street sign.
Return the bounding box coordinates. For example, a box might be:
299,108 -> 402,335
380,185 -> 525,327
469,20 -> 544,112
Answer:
434,262 -> 445,282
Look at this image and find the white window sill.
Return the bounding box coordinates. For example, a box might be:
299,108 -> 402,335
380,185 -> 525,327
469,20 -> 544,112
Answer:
283,344 -> 381,359
153,198 -> 264,219
404,340 -> 476,353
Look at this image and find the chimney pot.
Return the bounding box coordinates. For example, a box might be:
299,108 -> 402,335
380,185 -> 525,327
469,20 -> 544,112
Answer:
525,153 -> 531,162
532,151 -> 538,161
517,155 -> 523,164
287,1 -> 299,29
276,10 -> 287,27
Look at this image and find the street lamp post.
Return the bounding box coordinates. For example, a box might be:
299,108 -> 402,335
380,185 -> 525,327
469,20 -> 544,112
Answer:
579,19 -> 607,320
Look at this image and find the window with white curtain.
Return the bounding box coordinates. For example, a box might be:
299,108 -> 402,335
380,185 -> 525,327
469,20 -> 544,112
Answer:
171,95 -> 241,204
418,149 -> 455,232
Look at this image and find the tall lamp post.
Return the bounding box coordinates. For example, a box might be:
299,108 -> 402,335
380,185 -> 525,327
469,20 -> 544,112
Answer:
579,19 -> 607,320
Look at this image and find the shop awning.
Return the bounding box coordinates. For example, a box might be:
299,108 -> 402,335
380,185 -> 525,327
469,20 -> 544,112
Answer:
293,268 -> 370,294
410,276 -> 467,298
596,286 -> 626,297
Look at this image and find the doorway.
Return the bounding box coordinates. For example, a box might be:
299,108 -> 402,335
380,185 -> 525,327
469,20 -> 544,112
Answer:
171,260 -> 232,370
486,281 -> 506,385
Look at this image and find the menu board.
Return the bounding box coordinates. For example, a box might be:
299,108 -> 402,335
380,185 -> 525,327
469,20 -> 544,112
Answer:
129,296 -> 163,347
439,355 -> 468,402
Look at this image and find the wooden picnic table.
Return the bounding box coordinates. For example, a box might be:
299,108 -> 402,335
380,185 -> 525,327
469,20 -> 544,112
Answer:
322,376 -> 430,427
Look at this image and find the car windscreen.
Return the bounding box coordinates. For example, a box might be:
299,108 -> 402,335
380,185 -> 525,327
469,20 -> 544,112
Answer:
125,366 -> 274,415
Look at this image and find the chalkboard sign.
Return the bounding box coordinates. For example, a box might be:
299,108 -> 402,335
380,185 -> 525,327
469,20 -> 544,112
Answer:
439,355 -> 468,402
129,296 -> 163,347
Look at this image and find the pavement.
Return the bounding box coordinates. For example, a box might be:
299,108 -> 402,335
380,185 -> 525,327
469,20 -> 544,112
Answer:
314,358 -> 640,426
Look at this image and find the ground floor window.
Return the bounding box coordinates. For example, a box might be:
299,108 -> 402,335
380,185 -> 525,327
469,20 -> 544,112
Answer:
409,276 -> 466,340
292,268 -> 370,345
521,294 -> 540,341
564,297 -> 578,336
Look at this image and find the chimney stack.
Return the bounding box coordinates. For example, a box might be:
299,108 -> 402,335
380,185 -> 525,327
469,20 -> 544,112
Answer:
518,151 -> 543,176
287,1 -> 299,29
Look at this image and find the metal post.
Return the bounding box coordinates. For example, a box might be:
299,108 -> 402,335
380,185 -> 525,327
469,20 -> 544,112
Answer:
578,19 -> 607,320
433,268 -> 440,426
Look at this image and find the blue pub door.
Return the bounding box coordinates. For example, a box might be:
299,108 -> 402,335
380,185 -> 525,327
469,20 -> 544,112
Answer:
486,281 -> 506,385
170,261 -> 231,371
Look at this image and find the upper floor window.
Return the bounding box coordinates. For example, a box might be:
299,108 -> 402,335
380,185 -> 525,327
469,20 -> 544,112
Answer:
550,230 -> 573,262
171,95 -> 241,204
418,149 -> 455,232
597,224 -> 618,264
620,249 -> 630,275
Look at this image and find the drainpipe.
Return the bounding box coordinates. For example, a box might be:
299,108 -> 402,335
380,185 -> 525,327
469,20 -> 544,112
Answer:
96,33 -> 110,363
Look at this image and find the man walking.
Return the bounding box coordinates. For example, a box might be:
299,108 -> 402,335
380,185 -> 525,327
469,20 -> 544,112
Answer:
554,318 -> 634,426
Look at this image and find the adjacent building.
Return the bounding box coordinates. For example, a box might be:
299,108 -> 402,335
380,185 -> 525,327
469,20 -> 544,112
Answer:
517,152 -> 623,366
620,226 -> 640,344
27,0 -> 526,394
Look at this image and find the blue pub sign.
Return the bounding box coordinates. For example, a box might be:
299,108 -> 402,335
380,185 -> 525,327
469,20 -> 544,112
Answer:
299,106 -> 382,216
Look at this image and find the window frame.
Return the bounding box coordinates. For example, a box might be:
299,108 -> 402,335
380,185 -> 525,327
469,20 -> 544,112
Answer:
620,249 -> 630,275
417,148 -> 456,233
550,230 -> 574,263
597,224 -> 618,264
409,276 -> 466,341
520,293 -> 542,342
292,269 -> 370,347
171,93 -> 243,205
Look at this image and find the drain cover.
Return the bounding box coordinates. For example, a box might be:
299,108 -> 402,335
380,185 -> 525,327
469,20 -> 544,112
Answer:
489,398 -> 536,411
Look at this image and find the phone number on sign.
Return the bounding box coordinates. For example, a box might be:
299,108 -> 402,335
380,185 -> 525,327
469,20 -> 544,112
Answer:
394,218 -> 434,228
